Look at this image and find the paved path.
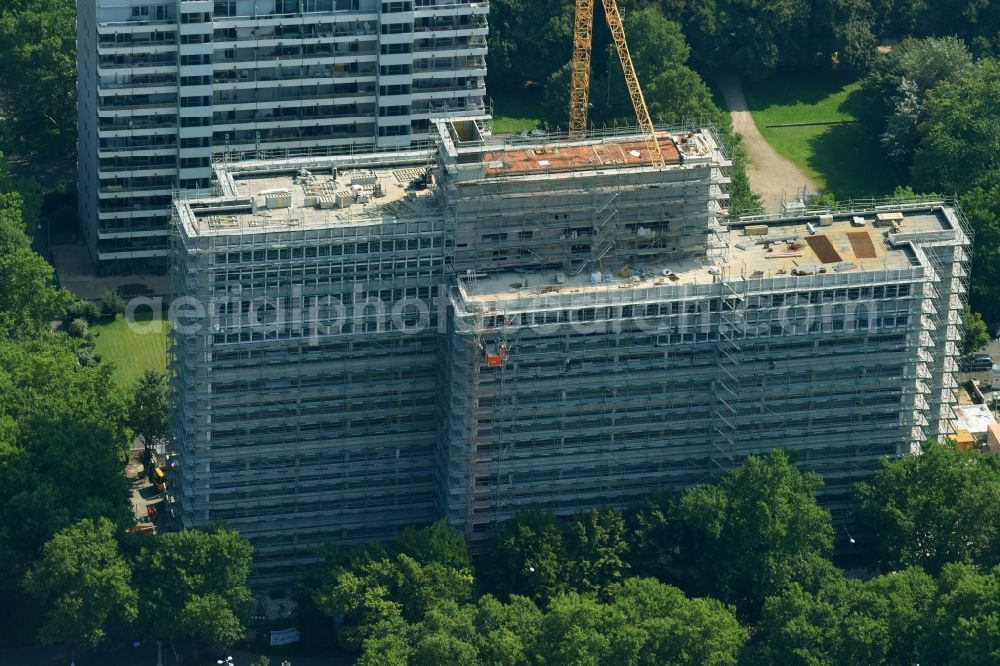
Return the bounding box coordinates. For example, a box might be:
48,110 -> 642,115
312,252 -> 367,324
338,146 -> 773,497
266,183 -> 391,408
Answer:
0,644 -> 350,665
715,73 -> 817,212
51,243 -> 170,300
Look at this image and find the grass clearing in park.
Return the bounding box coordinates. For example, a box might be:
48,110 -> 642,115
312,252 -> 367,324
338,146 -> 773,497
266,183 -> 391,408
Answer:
92,311 -> 168,387
744,70 -> 907,199
491,91 -> 542,134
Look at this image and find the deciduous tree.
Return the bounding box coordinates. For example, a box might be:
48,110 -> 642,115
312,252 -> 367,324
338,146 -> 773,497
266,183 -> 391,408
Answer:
479,509 -> 569,604
0,187 -> 72,340
0,0 -> 76,154
856,37 -> 973,167
610,577 -> 747,666
129,370 -> 169,455
811,0 -> 878,73
313,545 -> 473,651
920,563 -> 1000,665
134,527 -> 253,653
23,518 -> 137,652
961,184 -> 1000,325
661,451 -> 836,619
856,441 -> 1000,574
684,0 -> 812,79
914,58 -> 1000,193
473,594 -> 543,666
564,507 -> 630,600
0,335 -> 132,588
397,519 -> 472,571
754,567 -> 935,665
962,306 -> 991,355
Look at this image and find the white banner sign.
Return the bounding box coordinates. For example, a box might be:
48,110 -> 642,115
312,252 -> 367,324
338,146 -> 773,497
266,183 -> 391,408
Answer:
270,627 -> 301,646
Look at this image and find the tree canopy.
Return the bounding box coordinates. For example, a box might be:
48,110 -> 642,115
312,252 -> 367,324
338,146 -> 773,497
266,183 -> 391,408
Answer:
646,451 -> 836,619
856,441 -> 1000,575
913,58 -> 1000,194
685,0 -> 813,79
920,563 -> 1000,665
346,576 -> 747,666
129,370 -> 169,454
962,306 -> 991,355
487,0 -> 1000,88
133,527 -> 253,651
0,164 -> 72,339
0,334 -> 132,585
753,567 -> 935,665
856,37 -> 973,166
0,0 -> 76,154
960,183 -> 1000,324
23,517 -> 137,651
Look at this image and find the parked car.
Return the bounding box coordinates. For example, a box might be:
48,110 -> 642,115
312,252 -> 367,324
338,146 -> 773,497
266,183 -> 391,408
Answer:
961,353 -> 994,371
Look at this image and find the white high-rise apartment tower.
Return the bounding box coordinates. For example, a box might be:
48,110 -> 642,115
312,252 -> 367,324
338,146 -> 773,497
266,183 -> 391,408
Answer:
77,0 -> 488,269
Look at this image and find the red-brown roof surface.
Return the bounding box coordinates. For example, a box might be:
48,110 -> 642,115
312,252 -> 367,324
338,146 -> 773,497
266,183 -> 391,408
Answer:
482,133 -> 681,178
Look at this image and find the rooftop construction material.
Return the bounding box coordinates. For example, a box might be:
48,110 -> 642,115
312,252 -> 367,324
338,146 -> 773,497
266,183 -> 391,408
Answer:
171,117 -> 970,585
481,134 -> 682,176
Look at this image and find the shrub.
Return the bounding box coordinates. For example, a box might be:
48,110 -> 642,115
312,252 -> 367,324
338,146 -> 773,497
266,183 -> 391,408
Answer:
68,317 -> 89,338
66,299 -> 101,324
102,289 -> 126,315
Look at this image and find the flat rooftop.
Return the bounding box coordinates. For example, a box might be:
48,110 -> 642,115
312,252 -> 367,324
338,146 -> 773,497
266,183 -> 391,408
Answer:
953,404 -> 998,434
481,133 -> 682,177
716,210 -> 949,277
176,125 -> 723,238
178,160 -> 439,237
459,206 -> 956,305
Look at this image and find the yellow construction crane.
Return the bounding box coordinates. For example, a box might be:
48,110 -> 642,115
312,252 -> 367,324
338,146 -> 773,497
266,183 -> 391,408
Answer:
568,0 -> 665,167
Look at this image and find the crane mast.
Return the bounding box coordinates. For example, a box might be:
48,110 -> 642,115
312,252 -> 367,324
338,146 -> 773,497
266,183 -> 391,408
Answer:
568,0 -> 595,139
567,0 -> 666,168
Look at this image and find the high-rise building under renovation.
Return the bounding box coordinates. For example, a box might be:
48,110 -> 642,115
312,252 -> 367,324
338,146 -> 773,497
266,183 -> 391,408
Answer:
76,0 -> 488,268
171,118 -> 969,583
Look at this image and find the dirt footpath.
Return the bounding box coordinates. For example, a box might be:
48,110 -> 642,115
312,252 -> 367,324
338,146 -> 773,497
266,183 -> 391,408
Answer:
715,73 -> 818,212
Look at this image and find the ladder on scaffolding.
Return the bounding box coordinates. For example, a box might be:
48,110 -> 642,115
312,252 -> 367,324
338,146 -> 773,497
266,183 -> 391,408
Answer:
569,188 -> 621,276
713,276 -> 746,469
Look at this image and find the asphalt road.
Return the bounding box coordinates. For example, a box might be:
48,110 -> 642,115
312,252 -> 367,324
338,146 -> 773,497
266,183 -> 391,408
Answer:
0,645 -> 348,666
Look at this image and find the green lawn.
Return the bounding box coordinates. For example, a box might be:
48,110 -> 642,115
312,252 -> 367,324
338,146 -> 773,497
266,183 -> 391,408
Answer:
92,312 -> 168,387
491,91 -> 542,134
744,71 -> 907,199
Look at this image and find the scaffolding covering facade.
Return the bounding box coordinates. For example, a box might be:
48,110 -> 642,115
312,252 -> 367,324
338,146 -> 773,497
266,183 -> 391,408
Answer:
171,117 -> 969,583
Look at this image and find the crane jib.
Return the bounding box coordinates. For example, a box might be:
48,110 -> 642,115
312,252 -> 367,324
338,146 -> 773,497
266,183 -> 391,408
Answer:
567,0 -> 666,169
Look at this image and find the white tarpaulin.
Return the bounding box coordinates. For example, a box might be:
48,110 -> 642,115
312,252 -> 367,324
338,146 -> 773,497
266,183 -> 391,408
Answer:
270,627 -> 301,646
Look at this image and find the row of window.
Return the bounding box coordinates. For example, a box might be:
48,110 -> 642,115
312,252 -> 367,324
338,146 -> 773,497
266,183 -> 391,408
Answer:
99,29 -> 175,46
99,52 -> 176,67
746,283 -> 913,308
98,214 -> 170,233
212,258 -> 443,285
130,5 -> 173,20
209,269 -> 442,294
100,134 -> 175,151
212,103 -> 370,123
99,154 -> 176,170
98,113 -> 175,131
199,336 -> 437,368
211,122 -> 375,144
208,444 -> 433,478
215,237 -> 441,264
